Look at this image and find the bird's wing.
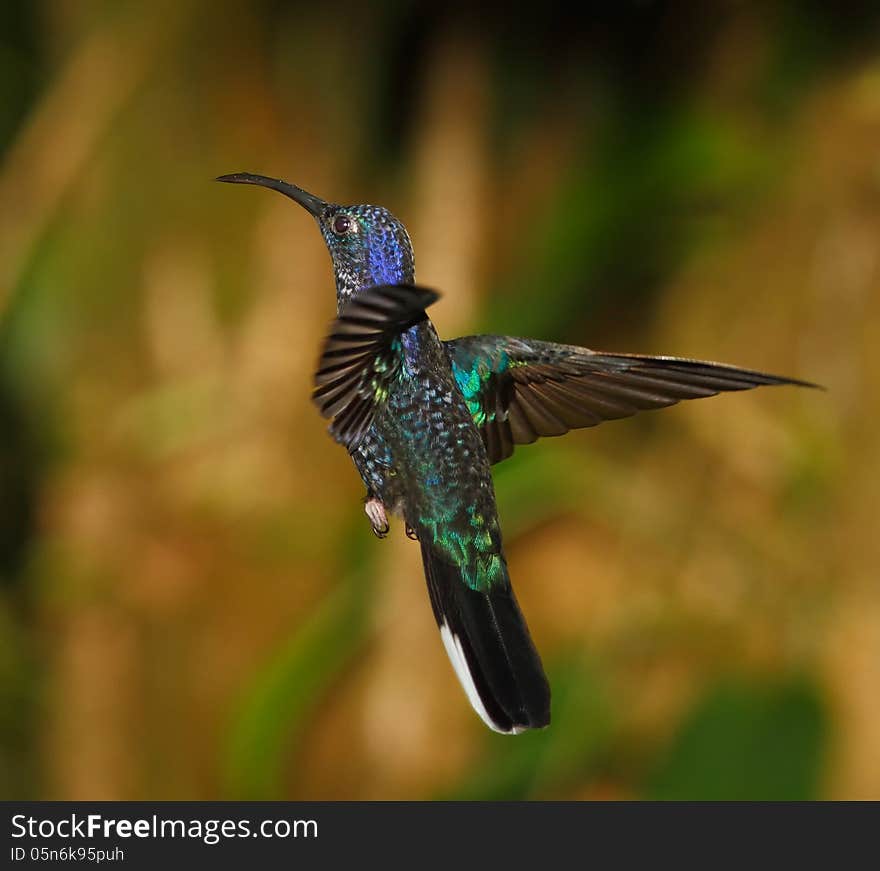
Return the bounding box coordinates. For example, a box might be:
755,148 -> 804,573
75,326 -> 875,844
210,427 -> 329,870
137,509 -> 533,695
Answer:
444,335 -> 817,464
313,284 -> 439,450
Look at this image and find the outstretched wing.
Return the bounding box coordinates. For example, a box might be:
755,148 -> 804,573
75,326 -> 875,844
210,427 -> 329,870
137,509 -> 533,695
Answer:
313,284 -> 439,450
445,335 -> 817,464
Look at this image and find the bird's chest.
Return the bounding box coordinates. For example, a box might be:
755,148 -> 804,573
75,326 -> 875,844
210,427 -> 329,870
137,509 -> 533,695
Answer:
352,325 -> 485,510
353,375 -> 462,503
389,326 -> 475,461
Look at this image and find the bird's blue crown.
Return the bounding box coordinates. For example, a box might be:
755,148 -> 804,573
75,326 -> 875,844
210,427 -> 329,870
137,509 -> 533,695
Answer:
315,203 -> 415,307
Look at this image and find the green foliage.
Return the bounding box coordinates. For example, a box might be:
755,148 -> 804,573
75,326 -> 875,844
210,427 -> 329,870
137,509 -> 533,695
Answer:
648,677 -> 828,800
486,108 -> 778,340
0,599 -> 38,799
222,526 -> 375,800
441,655 -> 615,799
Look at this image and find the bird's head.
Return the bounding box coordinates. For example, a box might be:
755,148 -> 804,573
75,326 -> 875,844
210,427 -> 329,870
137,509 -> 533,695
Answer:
217,173 -> 415,306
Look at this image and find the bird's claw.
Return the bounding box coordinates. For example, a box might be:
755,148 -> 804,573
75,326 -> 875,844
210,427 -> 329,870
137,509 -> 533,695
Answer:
365,497 -> 390,539
405,524 -> 419,541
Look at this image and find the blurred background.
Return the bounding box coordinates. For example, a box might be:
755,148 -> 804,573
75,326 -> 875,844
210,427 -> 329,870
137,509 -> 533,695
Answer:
1,0 -> 878,801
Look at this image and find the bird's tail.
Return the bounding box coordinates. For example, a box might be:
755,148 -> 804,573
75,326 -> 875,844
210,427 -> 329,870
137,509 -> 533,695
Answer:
418,538 -> 550,733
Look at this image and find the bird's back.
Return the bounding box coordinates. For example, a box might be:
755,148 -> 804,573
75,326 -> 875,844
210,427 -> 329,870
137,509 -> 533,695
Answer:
383,320 -> 499,576
377,317 -> 551,733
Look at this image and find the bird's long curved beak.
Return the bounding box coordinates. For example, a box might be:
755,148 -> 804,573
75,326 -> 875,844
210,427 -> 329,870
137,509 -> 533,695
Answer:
216,172 -> 327,217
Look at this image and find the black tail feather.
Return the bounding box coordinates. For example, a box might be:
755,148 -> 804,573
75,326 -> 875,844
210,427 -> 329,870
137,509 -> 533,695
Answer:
419,540 -> 550,733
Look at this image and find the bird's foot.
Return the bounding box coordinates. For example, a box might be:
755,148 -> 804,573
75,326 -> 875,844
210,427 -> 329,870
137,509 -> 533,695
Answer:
365,497 -> 390,539
405,524 -> 419,541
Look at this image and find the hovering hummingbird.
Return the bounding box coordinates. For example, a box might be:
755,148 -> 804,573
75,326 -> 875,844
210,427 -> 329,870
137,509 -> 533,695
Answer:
218,172 -> 815,734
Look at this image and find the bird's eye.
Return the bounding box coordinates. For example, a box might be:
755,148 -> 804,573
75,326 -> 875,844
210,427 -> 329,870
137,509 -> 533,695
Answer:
332,214 -> 354,235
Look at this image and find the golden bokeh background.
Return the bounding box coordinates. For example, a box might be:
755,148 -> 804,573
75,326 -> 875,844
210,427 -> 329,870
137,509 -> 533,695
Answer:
1,1 -> 879,800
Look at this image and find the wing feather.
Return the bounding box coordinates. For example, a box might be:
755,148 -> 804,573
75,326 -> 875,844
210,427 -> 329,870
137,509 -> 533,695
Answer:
312,284 -> 439,450
446,336 -> 818,464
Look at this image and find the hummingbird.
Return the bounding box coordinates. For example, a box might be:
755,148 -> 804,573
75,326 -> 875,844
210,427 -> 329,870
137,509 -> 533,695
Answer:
217,172 -> 815,735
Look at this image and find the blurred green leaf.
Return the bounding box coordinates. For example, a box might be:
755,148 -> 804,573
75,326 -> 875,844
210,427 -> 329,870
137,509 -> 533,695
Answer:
647,676 -> 828,800
486,108 -> 776,340
0,598 -> 38,799
439,654 -> 615,800
492,445 -> 589,536
222,523 -> 374,799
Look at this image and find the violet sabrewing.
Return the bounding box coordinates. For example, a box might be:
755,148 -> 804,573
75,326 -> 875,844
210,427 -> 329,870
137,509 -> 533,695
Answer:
217,171 -> 817,734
